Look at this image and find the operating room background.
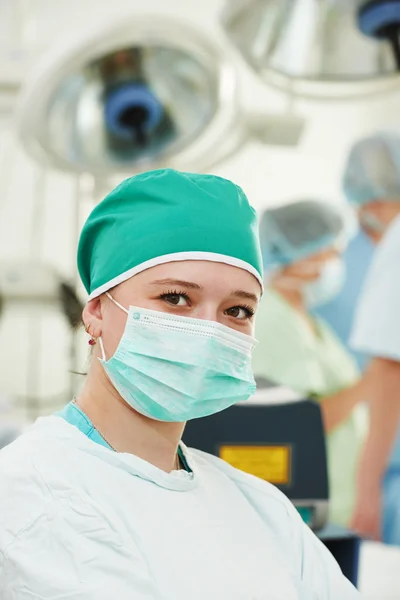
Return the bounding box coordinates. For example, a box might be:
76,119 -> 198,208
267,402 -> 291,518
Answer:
0,0 -> 400,597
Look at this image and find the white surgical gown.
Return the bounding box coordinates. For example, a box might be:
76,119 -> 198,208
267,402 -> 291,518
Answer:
0,416 -> 359,599
351,214 -> 400,359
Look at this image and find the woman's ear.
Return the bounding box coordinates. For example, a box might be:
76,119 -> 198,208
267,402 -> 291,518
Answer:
82,298 -> 103,340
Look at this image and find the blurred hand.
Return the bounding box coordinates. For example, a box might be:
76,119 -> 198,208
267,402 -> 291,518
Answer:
350,485 -> 382,541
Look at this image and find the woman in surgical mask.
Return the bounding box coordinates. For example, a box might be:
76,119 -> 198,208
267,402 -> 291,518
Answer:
0,171 -> 359,599
252,199 -> 368,529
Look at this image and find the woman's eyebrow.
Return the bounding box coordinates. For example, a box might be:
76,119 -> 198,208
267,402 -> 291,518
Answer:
231,290 -> 259,303
149,278 -> 203,290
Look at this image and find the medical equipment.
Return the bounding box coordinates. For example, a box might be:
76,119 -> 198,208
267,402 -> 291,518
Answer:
222,0 -> 400,98
358,0 -> 400,70
15,15 -> 305,179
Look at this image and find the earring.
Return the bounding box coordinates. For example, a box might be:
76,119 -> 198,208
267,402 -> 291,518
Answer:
85,324 -> 97,346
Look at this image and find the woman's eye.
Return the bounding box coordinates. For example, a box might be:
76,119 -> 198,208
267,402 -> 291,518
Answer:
162,293 -> 189,306
226,306 -> 254,320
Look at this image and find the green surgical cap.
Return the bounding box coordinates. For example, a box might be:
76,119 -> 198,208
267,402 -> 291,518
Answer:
78,169 -> 263,299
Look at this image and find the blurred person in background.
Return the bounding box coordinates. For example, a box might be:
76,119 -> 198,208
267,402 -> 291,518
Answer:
252,199 -> 367,529
341,132 -> 400,544
0,170 -> 359,599
313,229 -> 374,372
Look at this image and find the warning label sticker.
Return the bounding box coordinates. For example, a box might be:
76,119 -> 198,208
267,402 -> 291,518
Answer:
219,445 -> 291,485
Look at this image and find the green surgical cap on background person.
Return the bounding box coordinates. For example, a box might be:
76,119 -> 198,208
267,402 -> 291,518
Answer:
343,132 -> 400,206
259,199 -> 356,273
78,169 -> 263,299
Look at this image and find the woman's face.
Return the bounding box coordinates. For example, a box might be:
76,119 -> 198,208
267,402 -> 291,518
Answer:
83,260 -> 261,359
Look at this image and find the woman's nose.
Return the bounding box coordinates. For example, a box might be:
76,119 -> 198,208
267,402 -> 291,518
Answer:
193,304 -> 220,323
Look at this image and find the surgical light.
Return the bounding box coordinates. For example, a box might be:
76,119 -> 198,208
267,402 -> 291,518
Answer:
222,0 -> 400,98
16,16 -> 242,175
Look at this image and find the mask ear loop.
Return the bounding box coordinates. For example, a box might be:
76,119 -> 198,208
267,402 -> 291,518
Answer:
99,292 -> 129,361
98,337 -> 107,361
106,292 -> 129,314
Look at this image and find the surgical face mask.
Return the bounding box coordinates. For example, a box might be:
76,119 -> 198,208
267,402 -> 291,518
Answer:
302,257 -> 345,308
99,294 -> 257,422
359,211 -> 386,234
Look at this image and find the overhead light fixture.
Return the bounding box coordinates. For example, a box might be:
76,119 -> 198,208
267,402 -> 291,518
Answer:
222,0 -> 400,98
16,16 -> 244,176
358,0 -> 400,67
16,14 -> 307,177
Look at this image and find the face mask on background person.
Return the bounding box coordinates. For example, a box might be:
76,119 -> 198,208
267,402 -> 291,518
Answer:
359,211 -> 386,234
302,257 -> 346,309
